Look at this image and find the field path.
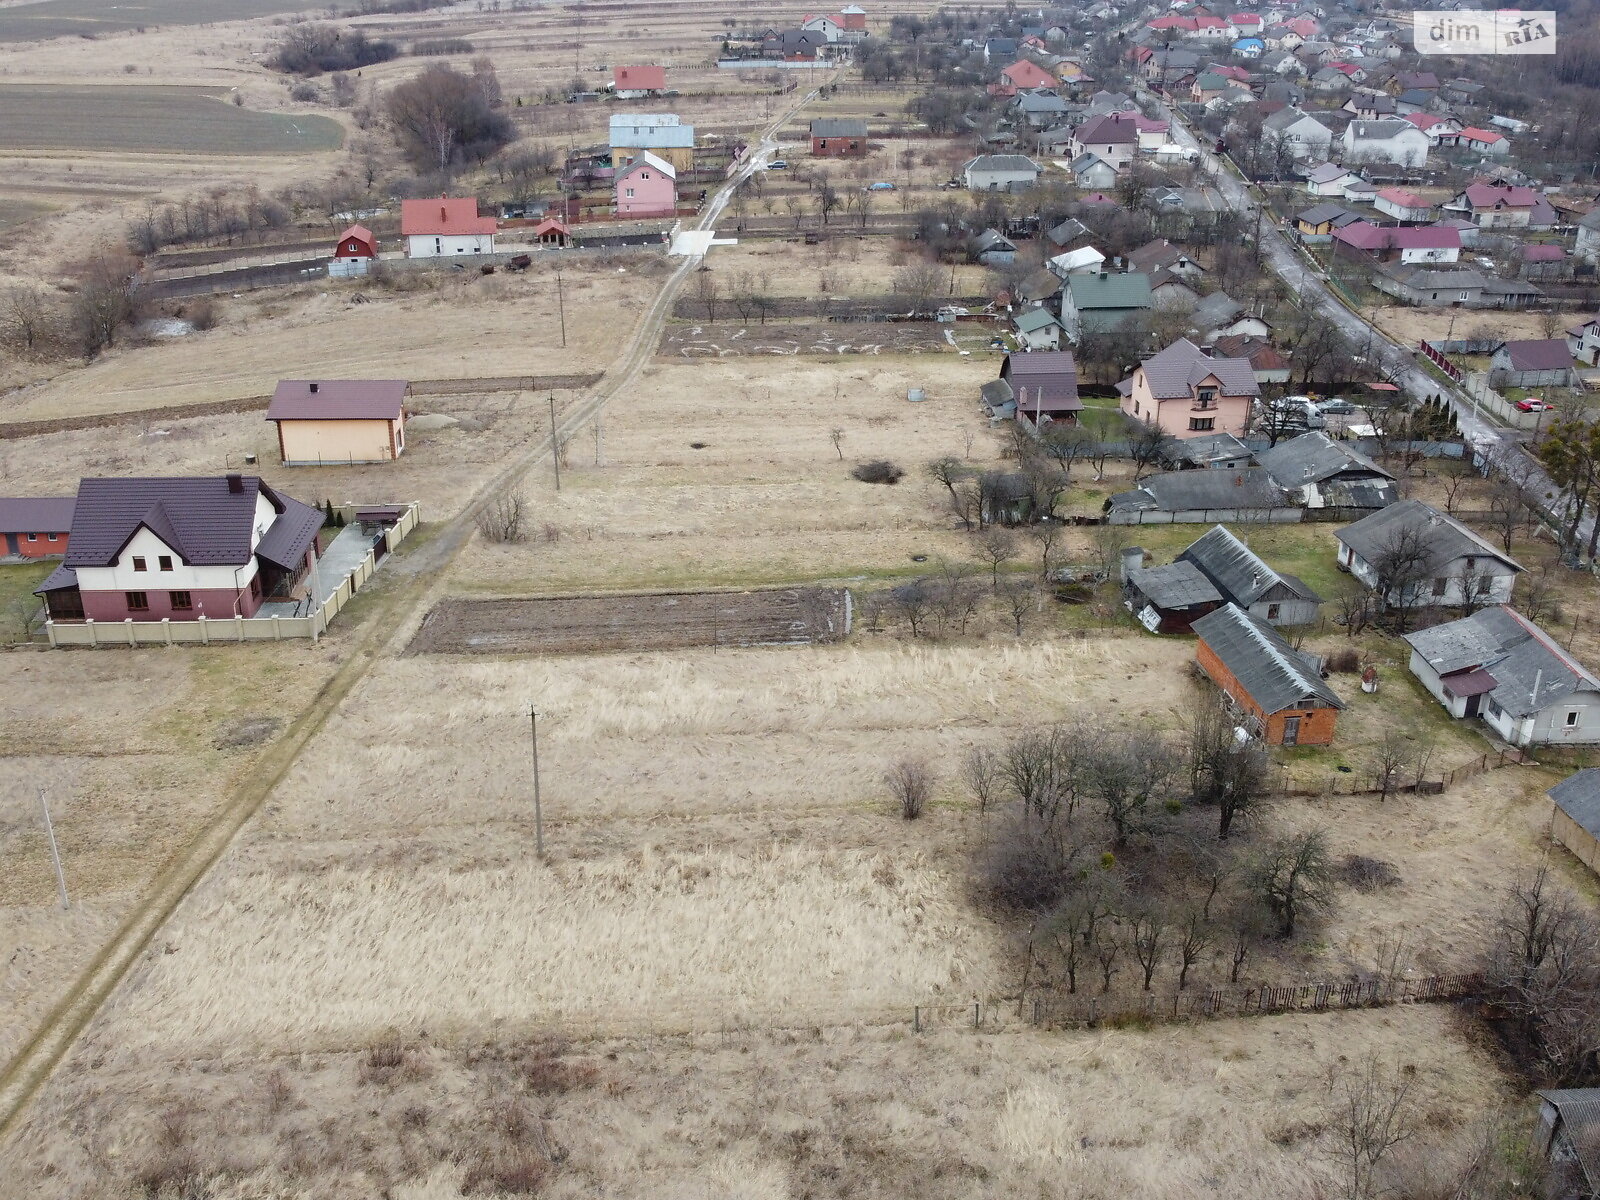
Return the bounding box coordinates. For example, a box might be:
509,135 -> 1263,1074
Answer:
0,73 -> 833,1141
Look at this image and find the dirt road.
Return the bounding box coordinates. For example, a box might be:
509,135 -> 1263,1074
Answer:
0,73 -> 835,1141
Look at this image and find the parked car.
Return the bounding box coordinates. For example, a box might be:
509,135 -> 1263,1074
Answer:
1316,399 -> 1359,415
1515,397 -> 1550,412
865,181 -> 896,191
768,159 -> 789,170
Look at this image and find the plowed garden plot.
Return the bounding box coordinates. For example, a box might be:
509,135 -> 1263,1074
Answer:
659,322 -> 948,357
407,588 -> 852,655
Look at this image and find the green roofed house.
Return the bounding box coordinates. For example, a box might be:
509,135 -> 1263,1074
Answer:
1014,306 -> 1064,350
1061,270 -> 1152,340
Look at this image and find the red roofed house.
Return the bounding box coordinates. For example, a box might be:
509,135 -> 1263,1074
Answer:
1191,13 -> 1232,39
1229,12 -> 1264,28
1373,187 -> 1434,223
1453,127 -> 1510,157
532,217 -> 571,247
615,150 -> 677,218
35,476 -> 323,624
1070,110 -> 1141,170
613,65 -> 667,98
1520,243 -> 1573,282
1148,14 -> 1198,31
0,497 -> 74,560
1333,220 -> 1461,265
267,379 -> 410,466
329,224 -> 377,278
1443,181 -> 1546,229
997,58 -> 1056,93
401,198 -> 496,258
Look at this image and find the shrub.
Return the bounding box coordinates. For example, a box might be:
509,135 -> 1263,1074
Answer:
271,24 -> 398,75
288,81 -> 321,102
852,459 -> 904,485
885,758 -> 934,819
1325,647 -> 1361,674
477,492 -> 528,544
184,297 -> 217,331
1338,854 -> 1401,892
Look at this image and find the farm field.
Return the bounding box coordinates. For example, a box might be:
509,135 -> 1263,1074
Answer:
407,587 -> 852,655
0,85 -> 344,154
0,0 -> 320,42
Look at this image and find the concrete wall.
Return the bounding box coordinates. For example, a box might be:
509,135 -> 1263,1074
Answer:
407,233 -> 495,258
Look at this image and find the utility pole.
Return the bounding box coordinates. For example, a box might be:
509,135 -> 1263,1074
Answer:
555,269 -> 567,349
549,395 -> 562,492
39,790 -> 68,909
529,707 -> 545,857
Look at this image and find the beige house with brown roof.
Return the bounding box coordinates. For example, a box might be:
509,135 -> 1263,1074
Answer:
1117,338 -> 1258,439
267,380 -> 410,466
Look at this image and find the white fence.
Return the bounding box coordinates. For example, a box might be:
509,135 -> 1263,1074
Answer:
44,503 -> 419,649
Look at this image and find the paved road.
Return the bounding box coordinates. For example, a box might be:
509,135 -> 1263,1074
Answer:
1145,91 -> 1588,546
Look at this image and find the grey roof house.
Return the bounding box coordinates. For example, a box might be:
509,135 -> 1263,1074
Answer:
1191,603 -> 1344,746
1106,469 -> 1289,523
0,496 -> 75,560
999,350 -> 1082,425
1060,271 -> 1152,339
1177,523 -> 1322,625
1123,558 -> 1223,633
1258,431 -> 1397,509
1404,607 -> 1600,747
963,153 -> 1041,192
1336,498 -> 1522,610
1490,339 -> 1577,389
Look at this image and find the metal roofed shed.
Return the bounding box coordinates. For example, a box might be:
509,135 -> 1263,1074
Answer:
1533,1088 -> 1600,1196
1107,469 -> 1289,521
1177,523 -> 1321,624
1123,560 -> 1223,633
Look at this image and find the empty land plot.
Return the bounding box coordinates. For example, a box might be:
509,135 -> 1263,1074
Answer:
408,588 -> 851,656
660,321 -> 949,356
0,86 -> 344,154
0,195 -> 54,232
455,355 -> 1011,596
0,266 -> 632,422
0,0 -> 319,41
0,642 -> 341,1071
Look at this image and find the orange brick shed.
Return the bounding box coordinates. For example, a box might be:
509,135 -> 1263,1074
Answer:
1191,603 -> 1344,746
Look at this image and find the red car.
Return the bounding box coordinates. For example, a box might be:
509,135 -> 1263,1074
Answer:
1515,397 -> 1550,412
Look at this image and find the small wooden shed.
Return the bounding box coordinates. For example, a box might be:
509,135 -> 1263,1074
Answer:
1549,769 -> 1600,876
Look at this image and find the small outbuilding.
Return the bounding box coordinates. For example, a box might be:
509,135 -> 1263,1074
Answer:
1547,773 -> 1600,877
809,118 -> 869,156
1123,559 -> 1223,633
0,497 -> 74,559
329,224 -> 377,278
267,379 -> 410,466
531,218 -> 571,247
1192,603 -> 1344,745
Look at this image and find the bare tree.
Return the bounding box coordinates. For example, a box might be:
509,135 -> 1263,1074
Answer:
1225,899 -> 1269,983
0,285 -> 54,356
1029,522 -> 1063,580
886,579 -> 935,638
1187,690 -> 1273,838
690,269 -> 720,321
1369,730 -> 1411,803
886,758 -> 934,820
1127,902 -> 1170,991
1088,522 -> 1132,583
976,528 -> 1020,590
476,491 -> 528,543
1174,903 -> 1213,990
1000,577 -> 1036,637
960,745 -> 1004,814
891,260 -> 945,317
68,253 -> 141,359
1084,728 -> 1179,848
829,428 -> 845,461
1246,830 -> 1336,939
931,558 -> 981,635
1335,579 -> 1374,637
1127,419 -> 1169,481
1094,922 -> 1123,994
1368,523 -> 1433,631
1323,1055 -> 1419,1200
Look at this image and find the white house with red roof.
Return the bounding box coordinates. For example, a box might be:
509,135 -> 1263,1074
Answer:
1373,187 -> 1434,223
401,197 -> 496,258
612,65 -> 667,98
329,224 -> 377,278
1450,126 -> 1511,158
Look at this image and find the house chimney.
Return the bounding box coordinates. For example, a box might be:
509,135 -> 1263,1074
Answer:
1121,545 -> 1146,582
1200,342 -> 1215,357
440,204 -> 448,220
226,473 -> 244,494
309,381 -> 319,394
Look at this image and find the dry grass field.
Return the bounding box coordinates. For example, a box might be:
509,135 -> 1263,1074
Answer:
0,259 -> 650,421
0,641 -> 343,1069
0,387 -> 580,521
1373,306 -> 1562,346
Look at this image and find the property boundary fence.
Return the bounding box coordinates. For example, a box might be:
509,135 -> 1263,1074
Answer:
1278,745 -> 1532,799
43,503 -> 419,649
912,972 -> 1482,1034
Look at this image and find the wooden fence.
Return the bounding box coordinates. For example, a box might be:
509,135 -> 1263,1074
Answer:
1279,745 -> 1532,799
913,972 -> 1482,1033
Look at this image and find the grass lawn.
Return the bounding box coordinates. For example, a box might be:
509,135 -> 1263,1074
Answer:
0,561 -> 51,641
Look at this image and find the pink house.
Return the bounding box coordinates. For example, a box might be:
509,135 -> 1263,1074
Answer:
615,150 -> 677,218
1117,338 -> 1259,439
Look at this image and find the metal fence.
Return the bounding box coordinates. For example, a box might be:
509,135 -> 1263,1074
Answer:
912,972 -> 1482,1033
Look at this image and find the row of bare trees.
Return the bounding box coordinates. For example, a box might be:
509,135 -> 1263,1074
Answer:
2,256 -> 144,362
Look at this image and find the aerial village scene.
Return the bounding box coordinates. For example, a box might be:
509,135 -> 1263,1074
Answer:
4,0 -> 1600,1195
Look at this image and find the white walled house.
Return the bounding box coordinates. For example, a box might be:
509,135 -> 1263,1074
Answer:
1575,210 -> 1600,264
1336,499 -> 1521,610
1263,107 -> 1333,159
400,198 -> 496,258
1405,608 -> 1600,747
1342,120 -> 1430,168
963,154 -> 1041,192
34,475 -> 323,624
